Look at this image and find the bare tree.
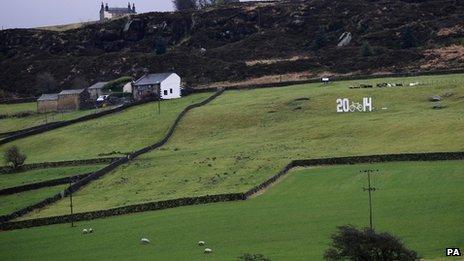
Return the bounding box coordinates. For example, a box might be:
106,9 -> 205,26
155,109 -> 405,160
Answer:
4,146 -> 27,170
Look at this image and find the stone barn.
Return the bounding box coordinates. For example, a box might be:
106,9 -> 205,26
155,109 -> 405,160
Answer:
37,94 -> 58,113
57,89 -> 91,111
132,73 -> 181,101
88,82 -> 108,99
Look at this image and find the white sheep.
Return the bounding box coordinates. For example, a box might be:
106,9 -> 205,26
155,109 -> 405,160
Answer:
204,248 -> 212,254
140,238 -> 151,244
88,228 -> 93,233
82,229 -> 88,234
198,241 -> 205,246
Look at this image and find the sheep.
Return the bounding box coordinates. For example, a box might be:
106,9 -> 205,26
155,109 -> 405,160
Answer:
140,238 -> 151,244
204,248 -> 212,254
198,241 -> 205,246
88,228 -> 93,233
82,229 -> 88,234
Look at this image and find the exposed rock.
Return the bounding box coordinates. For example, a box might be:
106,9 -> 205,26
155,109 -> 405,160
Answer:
429,95 -> 441,102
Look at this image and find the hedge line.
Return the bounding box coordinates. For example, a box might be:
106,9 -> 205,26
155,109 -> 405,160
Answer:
1,151 -> 462,230
0,98 -> 156,145
0,157 -> 120,174
0,172 -> 92,196
0,90 -> 225,225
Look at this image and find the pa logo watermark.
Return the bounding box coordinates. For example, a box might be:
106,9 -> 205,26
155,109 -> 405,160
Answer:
445,248 -> 461,256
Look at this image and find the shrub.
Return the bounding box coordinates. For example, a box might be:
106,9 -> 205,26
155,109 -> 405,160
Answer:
4,146 -> 27,170
324,225 -> 419,261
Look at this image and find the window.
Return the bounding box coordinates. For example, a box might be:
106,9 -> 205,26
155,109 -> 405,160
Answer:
170,88 -> 173,94
164,90 -> 168,96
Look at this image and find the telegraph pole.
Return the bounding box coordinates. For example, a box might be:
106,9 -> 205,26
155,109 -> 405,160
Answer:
361,169 -> 379,230
69,178 -> 74,227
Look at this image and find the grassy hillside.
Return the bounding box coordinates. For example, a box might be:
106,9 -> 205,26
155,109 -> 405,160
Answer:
0,165 -> 104,190
0,93 -> 210,163
3,161 -> 463,260
0,106 -> 120,133
24,74 -> 464,218
0,102 -> 36,114
0,185 -> 67,216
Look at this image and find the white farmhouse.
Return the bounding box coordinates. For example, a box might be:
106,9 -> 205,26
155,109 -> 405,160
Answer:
132,73 -> 182,101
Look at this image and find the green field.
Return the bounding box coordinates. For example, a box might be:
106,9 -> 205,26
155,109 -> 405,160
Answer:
0,165 -> 104,190
23,74 -> 464,218
0,185 -> 67,216
0,104 -> 121,134
0,102 -> 36,115
2,161 -> 463,260
0,93 -> 210,163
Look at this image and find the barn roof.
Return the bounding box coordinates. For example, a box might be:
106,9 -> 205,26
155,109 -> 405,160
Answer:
37,93 -> 59,101
134,73 -> 175,86
88,82 -> 108,90
59,89 -> 86,95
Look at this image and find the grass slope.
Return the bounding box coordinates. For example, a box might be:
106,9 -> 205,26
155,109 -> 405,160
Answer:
0,93 -> 209,163
0,165 -> 105,190
0,185 -> 67,216
26,74 -> 464,218
0,105 -> 120,134
2,161 -> 463,260
0,102 -> 36,115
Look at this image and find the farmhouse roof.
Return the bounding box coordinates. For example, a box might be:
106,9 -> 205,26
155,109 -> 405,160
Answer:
134,73 -> 174,86
37,93 -> 59,101
59,89 -> 86,95
88,82 -> 108,90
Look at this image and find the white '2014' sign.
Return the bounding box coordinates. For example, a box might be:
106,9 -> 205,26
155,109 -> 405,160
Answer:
336,97 -> 373,112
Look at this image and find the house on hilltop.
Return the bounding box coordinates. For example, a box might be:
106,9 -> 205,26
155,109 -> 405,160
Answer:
57,89 -> 91,111
100,2 -> 136,22
132,73 -> 181,101
88,82 -> 108,99
37,93 -> 59,113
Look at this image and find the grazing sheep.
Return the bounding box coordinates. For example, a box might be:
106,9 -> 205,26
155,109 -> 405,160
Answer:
198,241 -> 205,246
140,238 -> 150,244
88,228 -> 93,233
82,229 -> 88,234
204,248 -> 212,254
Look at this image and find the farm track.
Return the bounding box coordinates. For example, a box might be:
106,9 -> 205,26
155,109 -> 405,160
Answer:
0,90 -> 225,224
1,151 -> 463,231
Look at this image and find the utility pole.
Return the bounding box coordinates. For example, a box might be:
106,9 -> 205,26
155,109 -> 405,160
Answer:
69,178 -> 74,227
361,169 -> 379,230
157,85 -> 161,114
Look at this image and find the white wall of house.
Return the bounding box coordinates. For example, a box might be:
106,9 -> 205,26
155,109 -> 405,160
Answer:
123,82 -> 132,93
160,73 -> 181,99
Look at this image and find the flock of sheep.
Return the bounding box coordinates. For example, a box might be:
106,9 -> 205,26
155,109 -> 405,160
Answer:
82,228 -> 212,254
